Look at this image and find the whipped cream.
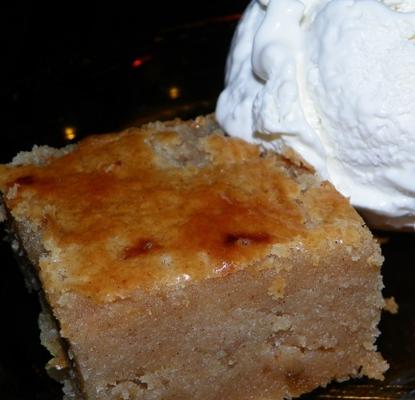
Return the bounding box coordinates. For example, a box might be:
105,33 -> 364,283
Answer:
216,0 -> 415,230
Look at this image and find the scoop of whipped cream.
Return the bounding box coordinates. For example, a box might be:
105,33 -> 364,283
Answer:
216,0 -> 415,230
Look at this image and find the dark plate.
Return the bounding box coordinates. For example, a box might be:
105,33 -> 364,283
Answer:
1,12 -> 415,400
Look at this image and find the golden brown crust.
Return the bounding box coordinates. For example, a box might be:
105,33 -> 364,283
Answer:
0,117 -> 369,302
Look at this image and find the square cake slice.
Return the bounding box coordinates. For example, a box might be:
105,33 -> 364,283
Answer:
0,116 -> 387,400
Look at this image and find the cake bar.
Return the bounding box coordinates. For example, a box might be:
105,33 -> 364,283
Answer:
0,116 -> 387,399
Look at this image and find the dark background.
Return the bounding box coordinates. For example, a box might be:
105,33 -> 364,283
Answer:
2,1 -> 246,161
2,2 -> 415,399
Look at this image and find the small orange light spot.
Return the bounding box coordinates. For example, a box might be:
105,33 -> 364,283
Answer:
64,126 -> 76,141
132,58 -> 143,68
168,86 -> 180,100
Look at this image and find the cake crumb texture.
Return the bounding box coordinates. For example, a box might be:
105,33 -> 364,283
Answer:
0,116 -> 387,400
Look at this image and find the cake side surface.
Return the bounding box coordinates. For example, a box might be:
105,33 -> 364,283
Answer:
53,241 -> 386,400
0,115 -> 387,400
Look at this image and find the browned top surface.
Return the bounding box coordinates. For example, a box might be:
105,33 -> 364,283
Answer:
0,118 -> 362,302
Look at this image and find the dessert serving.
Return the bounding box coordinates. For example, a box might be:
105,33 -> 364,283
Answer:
217,0 -> 415,230
0,116 -> 387,399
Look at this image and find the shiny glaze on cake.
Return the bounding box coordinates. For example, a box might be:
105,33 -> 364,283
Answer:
0,117 -> 362,302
